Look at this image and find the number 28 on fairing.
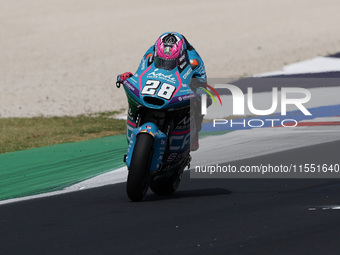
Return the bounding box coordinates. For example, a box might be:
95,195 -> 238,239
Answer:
142,80 -> 176,100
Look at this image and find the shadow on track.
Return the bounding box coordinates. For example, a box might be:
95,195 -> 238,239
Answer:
144,187 -> 232,202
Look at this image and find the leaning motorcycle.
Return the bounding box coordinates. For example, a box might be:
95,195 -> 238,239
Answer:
117,62 -> 198,201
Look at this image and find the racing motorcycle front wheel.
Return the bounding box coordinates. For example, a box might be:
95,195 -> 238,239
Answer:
126,133 -> 154,202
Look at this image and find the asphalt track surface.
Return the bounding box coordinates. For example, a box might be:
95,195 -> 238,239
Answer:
1,140 -> 340,255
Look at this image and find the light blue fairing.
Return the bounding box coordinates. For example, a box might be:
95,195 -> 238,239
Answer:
123,61 -> 195,110
123,62 -> 195,174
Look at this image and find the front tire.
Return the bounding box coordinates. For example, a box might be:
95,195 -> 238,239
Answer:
126,133 -> 154,201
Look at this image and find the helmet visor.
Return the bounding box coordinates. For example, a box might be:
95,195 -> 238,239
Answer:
154,56 -> 178,70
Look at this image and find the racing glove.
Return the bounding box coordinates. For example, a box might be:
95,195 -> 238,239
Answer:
116,72 -> 133,88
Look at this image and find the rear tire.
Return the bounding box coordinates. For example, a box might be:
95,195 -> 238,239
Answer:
126,133 -> 154,201
150,168 -> 183,195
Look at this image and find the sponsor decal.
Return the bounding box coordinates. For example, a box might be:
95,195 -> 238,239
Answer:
130,77 -> 138,84
179,54 -> 186,62
183,68 -> 192,79
123,80 -> 135,91
190,59 -> 199,66
175,94 -> 195,102
141,58 -> 146,70
179,61 -> 187,69
164,46 -> 172,55
167,153 -> 178,162
190,59 -> 199,70
178,116 -> 190,125
140,129 -> 154,136
123,79 -> 140,98
128,108 -> 133,116
147,69 -> 176,83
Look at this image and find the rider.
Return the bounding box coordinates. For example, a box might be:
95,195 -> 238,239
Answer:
117,32 -> 209,151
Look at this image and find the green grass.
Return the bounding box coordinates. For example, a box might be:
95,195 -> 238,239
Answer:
0,112 -> 126,154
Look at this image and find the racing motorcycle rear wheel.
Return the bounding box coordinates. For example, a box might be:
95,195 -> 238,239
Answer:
126,133 -> 154,201
150,167 -> 184,195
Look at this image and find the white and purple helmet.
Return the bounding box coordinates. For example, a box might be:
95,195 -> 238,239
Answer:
154,32 -> 187,70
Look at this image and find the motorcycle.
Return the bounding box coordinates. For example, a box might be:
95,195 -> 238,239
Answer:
117,62 -> 198,201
